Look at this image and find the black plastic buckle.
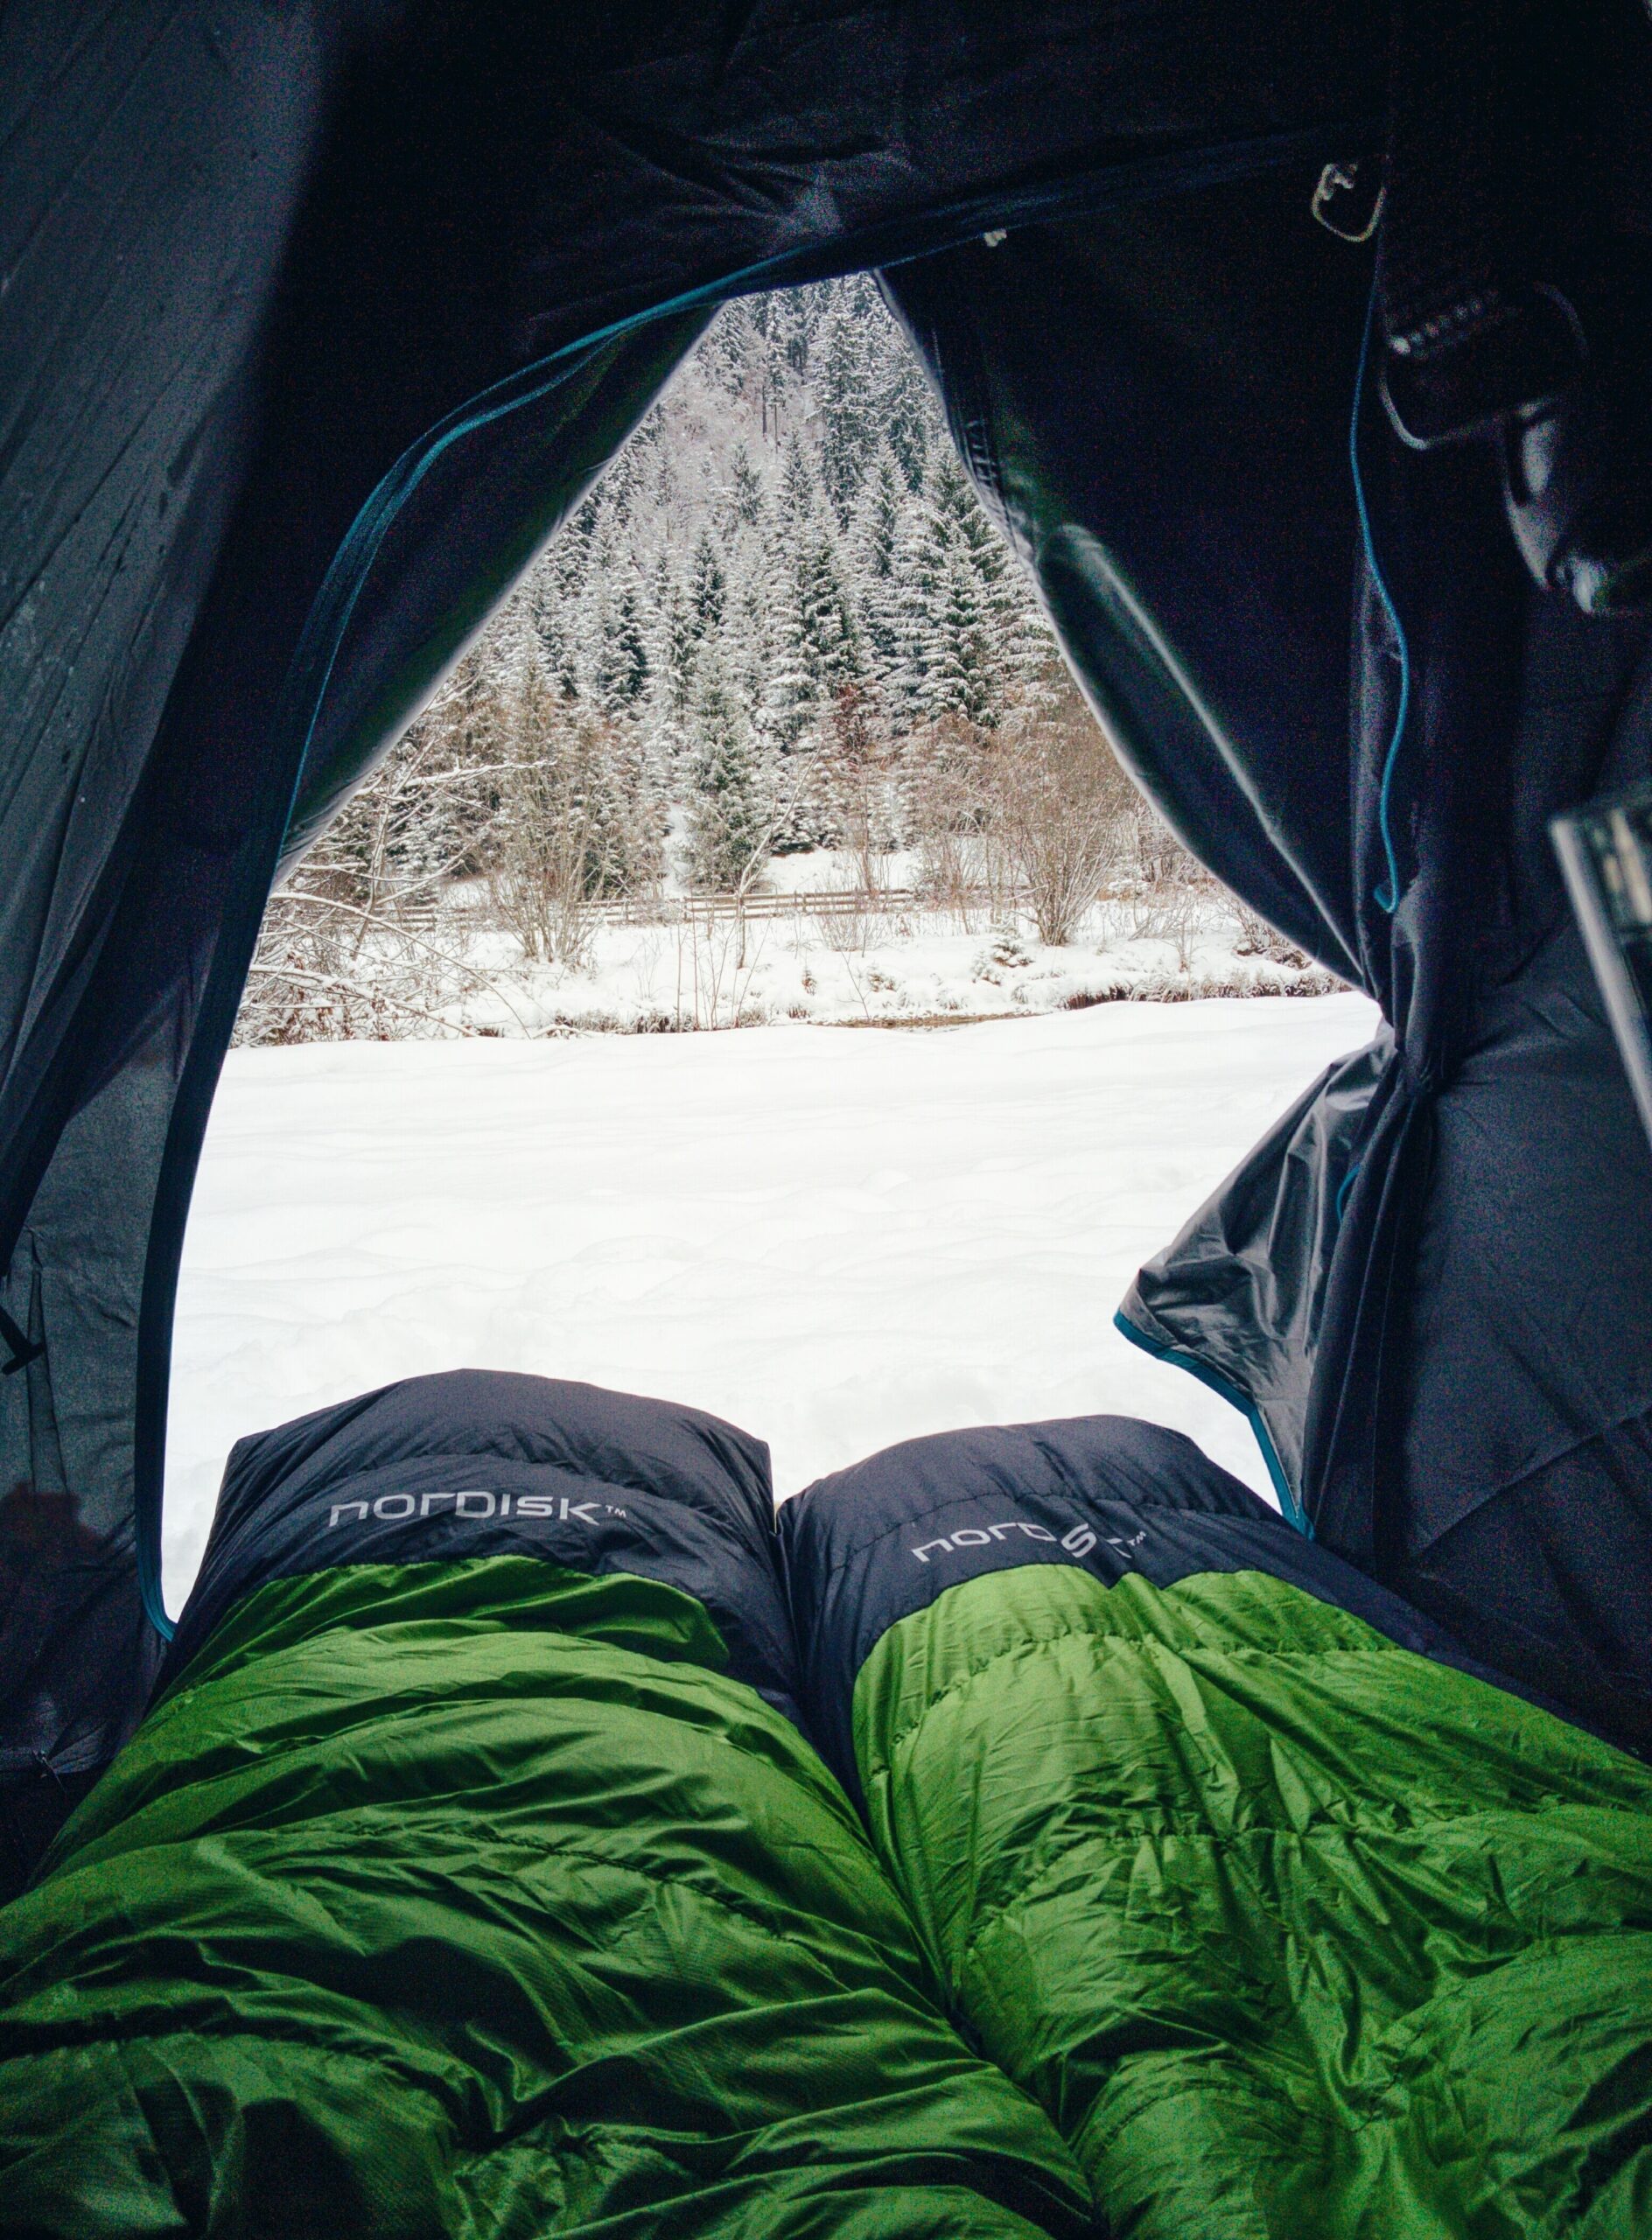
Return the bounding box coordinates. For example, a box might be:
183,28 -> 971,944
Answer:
1383,284 -> 1587,451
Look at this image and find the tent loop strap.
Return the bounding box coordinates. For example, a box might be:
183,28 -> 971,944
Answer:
0,1306 -> 43,1378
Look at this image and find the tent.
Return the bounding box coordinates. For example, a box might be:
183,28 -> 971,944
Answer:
4,0 -> 1652,1894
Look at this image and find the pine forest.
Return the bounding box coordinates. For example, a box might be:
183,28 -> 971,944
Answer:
240,279 -> 1333,1041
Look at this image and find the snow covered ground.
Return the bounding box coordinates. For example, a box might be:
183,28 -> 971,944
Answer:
164,989 -> 1378,1610
319,855 -> 1340,1044
456,900 -> 1337,1034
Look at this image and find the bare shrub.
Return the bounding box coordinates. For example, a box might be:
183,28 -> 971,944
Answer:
904,713 -> 995,928
994,676 -> 1136,945
667,910 -> 778,1030
811,885 -> 880,954
821,682 -> 901,897
1127,885 -> 1202,970
235,692 -> 528,1046
485,700 -> 648,970
1230,896 -> 1312,967
1130,799 -> 1208,892
235,881 -> 525,1044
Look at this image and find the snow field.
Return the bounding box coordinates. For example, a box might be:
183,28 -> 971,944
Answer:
165,990 -> 1378,1609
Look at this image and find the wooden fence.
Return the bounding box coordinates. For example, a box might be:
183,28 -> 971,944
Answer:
279,882 -> 971,934
583,884 -> 1012,926
306,877 -> 1176,934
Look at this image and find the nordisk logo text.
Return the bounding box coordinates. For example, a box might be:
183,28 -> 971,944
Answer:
326,1489 -> 626,1530
909,1520 -> 1145,1564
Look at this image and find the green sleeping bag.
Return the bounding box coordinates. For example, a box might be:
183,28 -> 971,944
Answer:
781,1417 -> 1652,2237
0,1375 -> 1091,2238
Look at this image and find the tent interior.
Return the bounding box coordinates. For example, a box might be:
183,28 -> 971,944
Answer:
5,0 -> 1652,1902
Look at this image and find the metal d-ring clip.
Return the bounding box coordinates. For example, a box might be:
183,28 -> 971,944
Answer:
1312,161 -> 1385,244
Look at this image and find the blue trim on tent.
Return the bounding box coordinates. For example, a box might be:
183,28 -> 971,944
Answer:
1335,1160 -> 1362,1223
1113,1307 -> 1309,1533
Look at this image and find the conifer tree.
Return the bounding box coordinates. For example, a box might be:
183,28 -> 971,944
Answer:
688,653 -> 767,892
816,295 -> 877,521
778,430 -> 816,535
797,526 -> 863,697
877,322 -> 936,490
723,441 -> 766,532
891,470 -> 947,717
594,563 -> 651,712
598,444 -> 641,535
652,552 -> 696,724
716,298 -> 763,395
927,542 -> 998,727
690,528 -> 726,639
761,543 -> 819,750
725,529 -> 775,728
852,441 -> 906,675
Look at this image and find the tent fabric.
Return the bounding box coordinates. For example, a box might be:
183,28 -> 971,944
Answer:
0,1372 -> 1092,2236
1112,479 -> 1652,1749
0,0 -> 1385,1887
879,178 -> 1376,976
0,0 -> 721,1880
878,116 -> 1652,1745
779,1416 -> 1652,2236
